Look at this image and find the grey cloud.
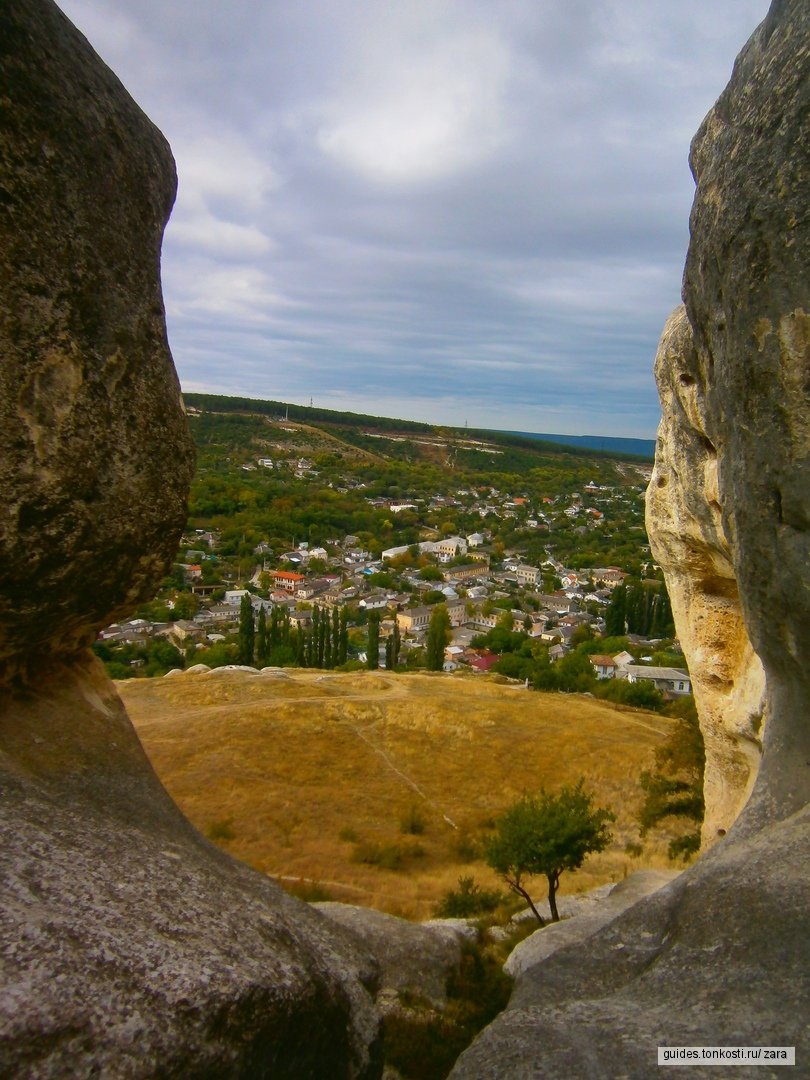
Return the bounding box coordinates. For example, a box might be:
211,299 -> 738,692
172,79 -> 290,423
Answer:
60,0 -> 771,437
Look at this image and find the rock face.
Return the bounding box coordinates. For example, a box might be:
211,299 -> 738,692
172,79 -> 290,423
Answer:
0,0 -> 195,684
503,871 -> 679,978
0,2 -> 380,1076
314,903 -> 463,1009
452,2 -> 810,1074
646,307 -> 766,843
681,0 -> 810,838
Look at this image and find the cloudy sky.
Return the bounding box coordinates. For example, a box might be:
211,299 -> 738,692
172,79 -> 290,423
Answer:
61,0 -> 768,438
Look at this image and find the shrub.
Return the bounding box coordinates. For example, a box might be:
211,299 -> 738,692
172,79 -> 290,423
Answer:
399,804 -> 428,835
453,833 -> 479,863
382,940 -> 513,1079
435,876 -> 504,919
207,818 -> 235,842
338,825 -> 359,843
668,832 -> 701,861
350,840 -> 425,871
284,880 -> 334,902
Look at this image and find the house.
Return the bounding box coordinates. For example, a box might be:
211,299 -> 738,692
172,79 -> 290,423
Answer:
593,567 -> 629,589
396,606 -> 433,633
431,536 -> 468,559
295,582 -> 322,600
443,563 -> 484,582
272,571 -> 306,592
467,532 -> 485,547
515,564 -> 540,587
619,666 -> 692,695
469,652 -> 499,673
224,589 -> 251,606
589,654 -> 617,679
613,650 -> 634,668
359,593 -> 391,611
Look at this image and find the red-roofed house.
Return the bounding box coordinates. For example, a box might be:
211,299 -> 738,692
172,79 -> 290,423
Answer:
273,570 -> 305,592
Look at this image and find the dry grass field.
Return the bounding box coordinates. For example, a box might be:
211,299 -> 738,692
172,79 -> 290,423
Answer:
121,669 -> 681,920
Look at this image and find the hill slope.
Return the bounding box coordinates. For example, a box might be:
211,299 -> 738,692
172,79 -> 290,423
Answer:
123,669 -> 677,919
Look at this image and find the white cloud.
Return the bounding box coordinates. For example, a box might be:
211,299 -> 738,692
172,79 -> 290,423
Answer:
315,20 -> 513,184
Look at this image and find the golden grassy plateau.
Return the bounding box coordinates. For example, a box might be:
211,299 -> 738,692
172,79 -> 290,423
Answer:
121,670 -> 677,920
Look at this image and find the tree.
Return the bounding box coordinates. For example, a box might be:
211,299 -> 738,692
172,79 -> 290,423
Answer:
485,781 -> 615,924
256,606 -> 269,664
237,593 -> 255,665
639,697 -> 705,859
367,610 -> 380,670
604,584 -> 627,637
419,565 -> 444,582
425,604 -> 451,670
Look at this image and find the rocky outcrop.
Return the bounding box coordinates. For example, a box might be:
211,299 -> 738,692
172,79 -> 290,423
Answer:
452,2 -> 809,1073
0,2 -> 380,1075
503,871 -> 679,978
646,308 -> 766,843
680,0 -> 810,839
0,0 -> 195,686
314,904 -> 463,1008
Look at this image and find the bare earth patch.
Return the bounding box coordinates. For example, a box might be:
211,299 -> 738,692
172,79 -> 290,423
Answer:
121,670 -> 679,919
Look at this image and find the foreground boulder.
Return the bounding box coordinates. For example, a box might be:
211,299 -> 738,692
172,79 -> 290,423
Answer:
453,2 -> 809,1074
0,2 -> 380,1075
314,903 -> 463,1008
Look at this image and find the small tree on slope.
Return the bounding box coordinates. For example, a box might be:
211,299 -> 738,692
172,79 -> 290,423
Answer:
485,781 -> 615,924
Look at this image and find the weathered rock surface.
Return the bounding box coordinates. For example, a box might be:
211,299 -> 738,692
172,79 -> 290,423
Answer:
0,658 -> 381,1077
0,0 -> 195,684
453,807 -> 810,1078
504,871 -> 679,978
453,2 -> 810,1074
314,903 -> 462,1009
681,0 -> 810,839
646,307 -> 766,843
0,2 -> 381,1076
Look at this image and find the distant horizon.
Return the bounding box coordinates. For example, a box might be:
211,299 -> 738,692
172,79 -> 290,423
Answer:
181,387 -> 658,450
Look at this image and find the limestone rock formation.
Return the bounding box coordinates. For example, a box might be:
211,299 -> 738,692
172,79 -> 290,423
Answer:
681,0 -> 810,838
646,307 -> 766,843
0,2 -> 380,1075
503,871 -> 679,978
314,903 -> 463,1009
0,0 -> 195,685
452,2 -> 809,1073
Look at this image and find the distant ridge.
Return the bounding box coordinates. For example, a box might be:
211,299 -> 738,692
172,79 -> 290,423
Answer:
502,430 -> 656,460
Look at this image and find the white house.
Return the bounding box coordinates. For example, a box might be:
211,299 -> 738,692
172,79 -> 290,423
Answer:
619,666 -> 692,695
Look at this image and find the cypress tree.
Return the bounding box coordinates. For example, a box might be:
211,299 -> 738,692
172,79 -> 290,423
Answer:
367,611 -> 380,670
317,607 -> 327,667
237,593 -> 255,666
425,604 -> 451,671
324,611 -> 333,668
392,620 -> 401,668
257,606 -> 269,664
332,608 -> 341,667
605,584 -> 626,637
339,607 -> 348,665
